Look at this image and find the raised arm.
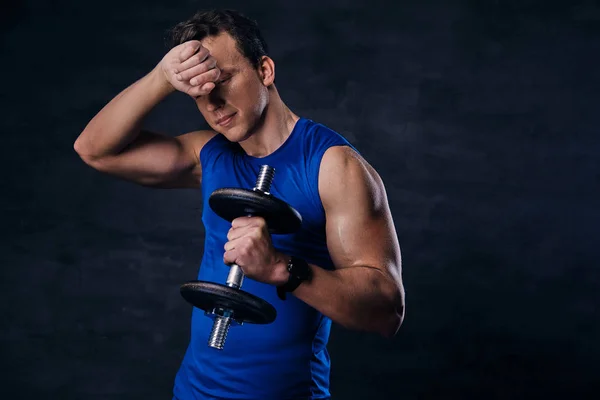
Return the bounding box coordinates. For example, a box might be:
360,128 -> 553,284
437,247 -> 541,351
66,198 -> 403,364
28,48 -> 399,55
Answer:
292,145 -> 405,337
74,41 -> 220,189
222,145 -> 405,337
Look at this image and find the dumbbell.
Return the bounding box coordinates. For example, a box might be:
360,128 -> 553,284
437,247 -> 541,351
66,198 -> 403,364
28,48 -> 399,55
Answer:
180,165 -> 302,350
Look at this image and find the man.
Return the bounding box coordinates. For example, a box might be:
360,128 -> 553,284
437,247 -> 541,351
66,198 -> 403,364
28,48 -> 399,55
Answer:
74,9 -> 405,400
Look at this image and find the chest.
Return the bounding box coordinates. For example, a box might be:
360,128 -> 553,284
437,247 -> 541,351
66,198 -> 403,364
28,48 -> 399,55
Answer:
201,153 -> 326,241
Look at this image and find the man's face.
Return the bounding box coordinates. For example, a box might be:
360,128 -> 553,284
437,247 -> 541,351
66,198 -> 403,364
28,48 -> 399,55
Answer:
195,32 -> 269,142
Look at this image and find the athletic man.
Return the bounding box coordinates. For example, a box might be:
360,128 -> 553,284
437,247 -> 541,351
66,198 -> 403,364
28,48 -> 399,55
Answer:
74,9 -> 405,400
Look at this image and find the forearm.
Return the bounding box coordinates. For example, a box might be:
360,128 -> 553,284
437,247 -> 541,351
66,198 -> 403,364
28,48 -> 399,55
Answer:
74,66 -> 175,158
290,262 -> 405,338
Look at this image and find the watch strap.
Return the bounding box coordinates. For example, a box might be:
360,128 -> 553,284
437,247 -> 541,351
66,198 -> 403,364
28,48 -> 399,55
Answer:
277,256 -> 311,300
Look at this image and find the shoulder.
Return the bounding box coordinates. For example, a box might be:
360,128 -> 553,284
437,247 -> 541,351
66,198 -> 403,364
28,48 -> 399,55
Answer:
175,129 -> 218,161
301,119 -> 353,148
299,119 -> 358,177
320,145 -> 379,182
319,146 -> 385,212
176,129 -> 217,147
177,130 -> 240,167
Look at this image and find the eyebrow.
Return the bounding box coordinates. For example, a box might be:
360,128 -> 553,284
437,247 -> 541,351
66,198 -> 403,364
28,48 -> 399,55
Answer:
219,67 -> 238,75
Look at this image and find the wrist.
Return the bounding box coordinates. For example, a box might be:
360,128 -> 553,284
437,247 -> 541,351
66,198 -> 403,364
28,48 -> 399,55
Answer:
149,66 -> 176,97
271,252 -> 291,286
275,256 -> 313,300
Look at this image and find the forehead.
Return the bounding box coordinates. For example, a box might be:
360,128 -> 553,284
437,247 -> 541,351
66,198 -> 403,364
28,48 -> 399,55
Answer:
202,32 -> 247,71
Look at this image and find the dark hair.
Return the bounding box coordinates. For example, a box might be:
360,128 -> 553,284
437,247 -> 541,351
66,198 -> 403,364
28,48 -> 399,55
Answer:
166,9 -> 269,69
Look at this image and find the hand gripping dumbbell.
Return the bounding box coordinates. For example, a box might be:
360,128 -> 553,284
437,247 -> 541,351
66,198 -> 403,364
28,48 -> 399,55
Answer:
180,165 -> 302,350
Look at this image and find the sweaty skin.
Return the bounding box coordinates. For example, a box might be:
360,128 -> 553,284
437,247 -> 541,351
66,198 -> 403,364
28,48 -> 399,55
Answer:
224,146 -> 405,337
74,32 -> 405,337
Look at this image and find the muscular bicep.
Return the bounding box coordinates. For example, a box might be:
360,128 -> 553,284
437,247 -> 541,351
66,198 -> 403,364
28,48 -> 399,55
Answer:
319,146 -> 402,284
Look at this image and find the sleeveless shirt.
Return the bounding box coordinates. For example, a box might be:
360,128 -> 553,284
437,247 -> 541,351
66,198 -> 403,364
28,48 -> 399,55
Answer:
173,117 -> 356,399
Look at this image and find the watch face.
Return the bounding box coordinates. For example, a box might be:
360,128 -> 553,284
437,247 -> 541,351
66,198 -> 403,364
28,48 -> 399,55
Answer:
291,257 -> 311,280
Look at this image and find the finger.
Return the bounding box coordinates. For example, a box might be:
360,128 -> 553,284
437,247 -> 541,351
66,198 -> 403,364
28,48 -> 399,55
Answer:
188,83 -> 215,98
186,67 -> 220,88
176,44 -> 198,65
178,41 -> 203,63
188,81 -> 217,98
186,70 -> 220,97
231,216 -> 258,229
224,235 -> 246,252
178,57 -> 217,83
198,82 -> 215,95
223,249 -> 238,265
175,48 -> 210,76
227,225 -> 256,241
249,216 -> 267,229
236,218 -> 266,234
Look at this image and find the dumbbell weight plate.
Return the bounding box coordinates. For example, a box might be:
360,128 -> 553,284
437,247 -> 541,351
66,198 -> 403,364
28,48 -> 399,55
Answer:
209,188 -> 302,234
180,281 -> 277,324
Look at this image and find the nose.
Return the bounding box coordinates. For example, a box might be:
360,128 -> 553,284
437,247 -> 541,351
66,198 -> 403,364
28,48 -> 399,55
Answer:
205,88 -> 225,112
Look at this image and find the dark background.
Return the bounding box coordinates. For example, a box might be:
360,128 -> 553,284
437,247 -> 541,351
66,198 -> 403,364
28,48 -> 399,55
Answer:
1,0 -> 599,398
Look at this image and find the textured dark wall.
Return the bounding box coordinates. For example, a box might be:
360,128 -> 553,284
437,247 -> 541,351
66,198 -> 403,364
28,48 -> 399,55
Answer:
1,0 -> 599,398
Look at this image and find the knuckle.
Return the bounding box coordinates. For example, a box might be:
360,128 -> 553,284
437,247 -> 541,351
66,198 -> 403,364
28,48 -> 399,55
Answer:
197,49 -> 209,60
209,69 -> 221,81
196,63 -> 209,75
243,237 -> 253,247
206,58 -> 217,70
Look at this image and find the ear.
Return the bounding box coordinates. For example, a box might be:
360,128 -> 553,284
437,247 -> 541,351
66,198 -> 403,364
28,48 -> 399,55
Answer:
257,56 -> 275,86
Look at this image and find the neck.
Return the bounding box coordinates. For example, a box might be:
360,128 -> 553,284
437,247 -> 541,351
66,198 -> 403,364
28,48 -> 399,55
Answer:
239,88 -> 299,158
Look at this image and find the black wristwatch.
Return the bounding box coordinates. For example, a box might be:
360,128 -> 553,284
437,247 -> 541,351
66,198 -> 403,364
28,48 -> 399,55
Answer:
277,256 -> 312,300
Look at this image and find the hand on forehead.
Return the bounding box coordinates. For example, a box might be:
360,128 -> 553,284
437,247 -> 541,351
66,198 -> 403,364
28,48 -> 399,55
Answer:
199,32 -> 245,70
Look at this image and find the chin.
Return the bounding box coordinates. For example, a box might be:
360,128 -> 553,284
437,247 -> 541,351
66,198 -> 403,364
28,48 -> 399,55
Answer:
219,125 -> 249,143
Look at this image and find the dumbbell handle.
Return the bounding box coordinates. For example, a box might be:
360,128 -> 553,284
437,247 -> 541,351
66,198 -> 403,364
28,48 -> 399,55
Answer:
226,264 -> 244,289
225,208 -> 255,290
208,165 -> 275,350
222,163 -> 275,291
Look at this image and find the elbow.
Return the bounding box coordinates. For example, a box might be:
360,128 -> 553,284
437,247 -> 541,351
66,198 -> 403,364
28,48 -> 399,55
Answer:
73,133 -> 102,167
368,265 -> 405,338
380,306 -> 404,339
73,134 -> 91,159
73,129 -> 90,154
340,301 -> 404,338
73,137 -> 83,156
379,282 -> 405,339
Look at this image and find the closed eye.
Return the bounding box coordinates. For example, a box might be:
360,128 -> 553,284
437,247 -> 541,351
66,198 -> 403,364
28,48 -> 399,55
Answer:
217,76 -> 232,85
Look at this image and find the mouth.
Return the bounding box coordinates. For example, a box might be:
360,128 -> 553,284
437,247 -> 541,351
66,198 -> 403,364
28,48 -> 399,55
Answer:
216,113 -> 236,127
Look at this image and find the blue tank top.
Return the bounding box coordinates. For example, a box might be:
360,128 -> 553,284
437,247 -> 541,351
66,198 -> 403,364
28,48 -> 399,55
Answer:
173,118 -> 355,399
